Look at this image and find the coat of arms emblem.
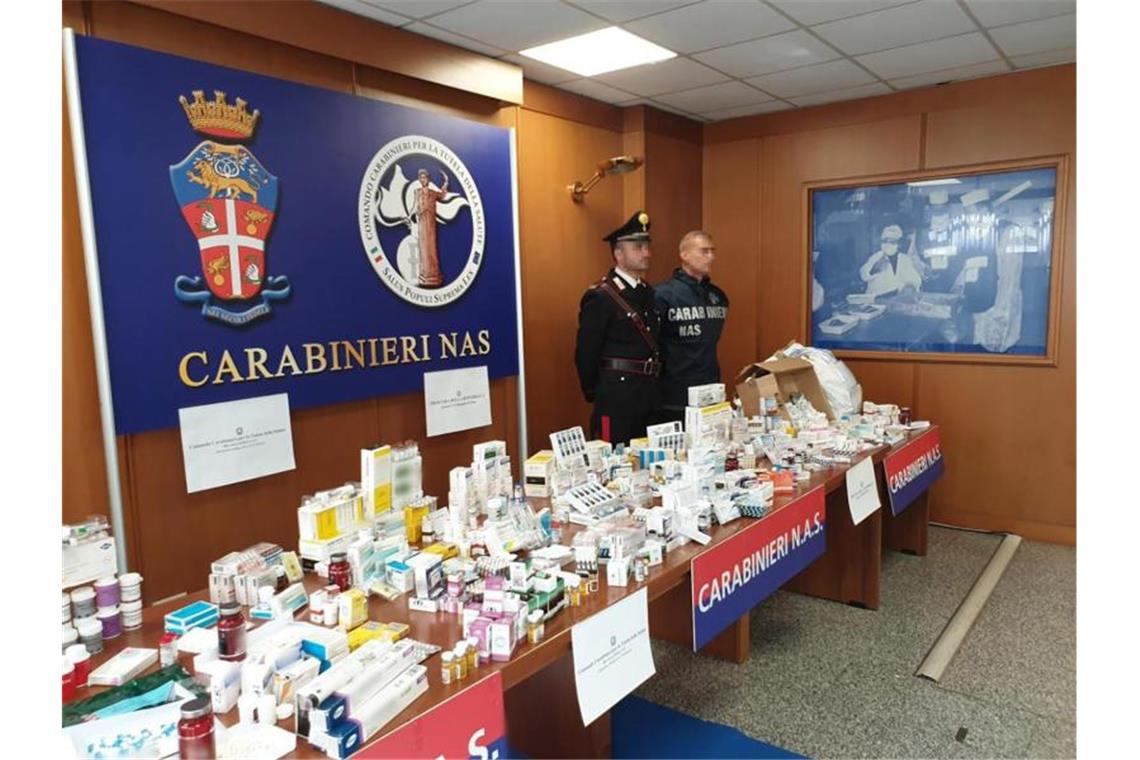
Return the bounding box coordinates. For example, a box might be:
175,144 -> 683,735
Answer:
170,90 -> 290,324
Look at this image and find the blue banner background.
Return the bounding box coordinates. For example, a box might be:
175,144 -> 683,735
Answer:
74,36 -> 519,434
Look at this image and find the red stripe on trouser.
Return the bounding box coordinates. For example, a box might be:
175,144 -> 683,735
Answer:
601,415 -> 611,442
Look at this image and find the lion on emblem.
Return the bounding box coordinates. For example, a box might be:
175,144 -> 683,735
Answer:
186,159 -> 260,204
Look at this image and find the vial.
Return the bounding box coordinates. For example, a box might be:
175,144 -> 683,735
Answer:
440,652 -> 454,685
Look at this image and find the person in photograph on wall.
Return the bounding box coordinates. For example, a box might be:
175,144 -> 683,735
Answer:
859,223 -> 923,297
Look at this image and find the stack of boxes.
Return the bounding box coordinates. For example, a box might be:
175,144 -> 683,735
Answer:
299,640 -> 429,759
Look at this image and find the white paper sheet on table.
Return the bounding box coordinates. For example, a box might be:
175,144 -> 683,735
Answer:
845,455 -> 882,525
571,587 -> 655,726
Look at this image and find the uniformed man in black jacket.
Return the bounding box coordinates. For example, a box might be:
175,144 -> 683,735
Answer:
574,211 -> 662,445
655,230 -> 729,422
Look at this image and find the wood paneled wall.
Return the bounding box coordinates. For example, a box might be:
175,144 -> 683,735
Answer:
62,1 -> 703,600
704,66 -> 1076,544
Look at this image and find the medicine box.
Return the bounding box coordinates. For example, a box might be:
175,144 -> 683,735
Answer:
164,601 -> 219,634
524,450 -> 555,498
360,444 -> 393,519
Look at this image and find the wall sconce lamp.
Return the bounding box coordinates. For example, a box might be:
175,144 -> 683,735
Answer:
569,155 -> 644,203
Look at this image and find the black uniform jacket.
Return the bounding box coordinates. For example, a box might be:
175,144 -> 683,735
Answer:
655,268 -> 729,410
574,269 -> 662,404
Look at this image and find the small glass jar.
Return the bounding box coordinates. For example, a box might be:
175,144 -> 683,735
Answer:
465,638 -> 479,671
568,577 -> 582,607
178,696 -> 216,758
159,632 -> 180,668
328,552 -> 352,593
526,610 -> 544,645
217,602 -> 246,662
453,645 -> 468,681
440,652 -> 454,685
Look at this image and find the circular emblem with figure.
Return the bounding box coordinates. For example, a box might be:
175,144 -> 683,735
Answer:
358,136 -> 485,307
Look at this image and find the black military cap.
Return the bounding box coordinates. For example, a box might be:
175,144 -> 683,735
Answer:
603,210 -> 651,246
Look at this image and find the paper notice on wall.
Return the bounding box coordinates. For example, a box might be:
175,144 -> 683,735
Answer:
571,587 -> 655,726
178,393 -> 295,493
423,366 -> 492,437
845,455 -> 882,525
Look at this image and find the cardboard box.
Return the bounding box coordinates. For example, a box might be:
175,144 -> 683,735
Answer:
735,357 -> 835,421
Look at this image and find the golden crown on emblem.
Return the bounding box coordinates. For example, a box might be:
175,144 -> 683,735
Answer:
178,90 -> 260,140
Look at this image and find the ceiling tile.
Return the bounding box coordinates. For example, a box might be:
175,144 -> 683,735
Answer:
989,13 -> 1075,58
654,81 -> 773,112
405,22 -> 509,56
963,0 -> 1076,29
788,81 -> 892,107
1009,47 -> 1075,70
624,0 -> 796,54
812,0 -> 976,55
558,78 -> 640,104
318,0 -> 413,26
693,29 -> 839,78
564,1 -> 698,23
745,58 -> 874,98
426,0 -> 607,52
499,53 -> 579,85
360,1 -> 474,19
856,32 -> 1000,79
767,0 -> 913,27
596,57 -> 729,95
888,59 -> 1010,89
701,100 -> 794,120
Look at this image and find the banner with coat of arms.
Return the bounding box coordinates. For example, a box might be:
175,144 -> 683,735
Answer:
70,36 -> 519,434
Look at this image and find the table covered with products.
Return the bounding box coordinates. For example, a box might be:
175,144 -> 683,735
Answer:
62,393 -> 942,760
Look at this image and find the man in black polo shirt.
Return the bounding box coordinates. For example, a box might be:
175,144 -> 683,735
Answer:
574,211 -> 662,445
655,230 -> 729,422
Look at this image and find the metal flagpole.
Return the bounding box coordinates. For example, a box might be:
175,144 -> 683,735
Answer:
508,128 -> 528,464
63,29 -> 130,572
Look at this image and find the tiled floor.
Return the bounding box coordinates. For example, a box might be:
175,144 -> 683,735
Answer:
636,526 -> 1076,758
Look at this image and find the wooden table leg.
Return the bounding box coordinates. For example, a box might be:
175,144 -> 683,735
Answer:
648,580 -> 749,663
882,491 -> 929,556
504,651 -> 612,758
784,484 -> 882,609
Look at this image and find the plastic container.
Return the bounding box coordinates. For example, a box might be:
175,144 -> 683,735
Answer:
66,644 -> 92,688
119,572 -> 143,603
63,592 -> 72,624
71,586 -> 96,618
217,602 -> 246,662
63,657 -> 76,703
76,617 -> 103,654
121,599 -> 144,630
63,624 -> 78,652
178,696 -> 216,758
257,694 -> 276,726
94,575 -> 120,607
97,605 -> 122,640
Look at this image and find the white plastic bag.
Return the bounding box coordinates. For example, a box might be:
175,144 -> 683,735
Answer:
769,341 -> 863,418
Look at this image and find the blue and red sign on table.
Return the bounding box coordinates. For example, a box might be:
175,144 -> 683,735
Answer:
691,487 -> 826,651
882,428 -> 944,516
72,36 -> 519,434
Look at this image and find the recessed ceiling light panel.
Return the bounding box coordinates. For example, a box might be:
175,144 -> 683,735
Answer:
520,27 -> 676,78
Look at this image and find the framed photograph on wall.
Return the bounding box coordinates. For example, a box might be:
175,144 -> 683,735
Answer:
805,156 -> 1068,365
